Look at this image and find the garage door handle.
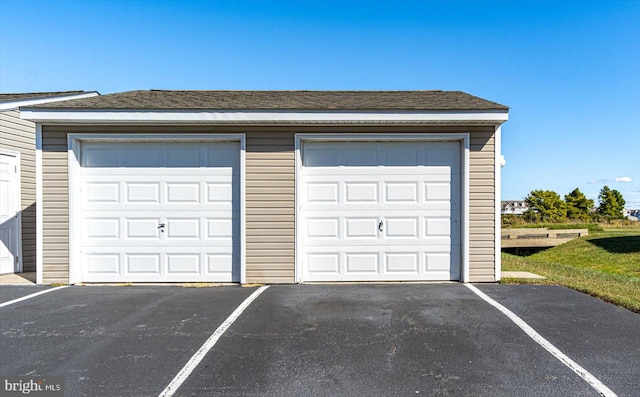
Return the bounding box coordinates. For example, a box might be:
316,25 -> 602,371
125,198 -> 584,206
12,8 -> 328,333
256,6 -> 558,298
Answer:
158,223 -> 166,232
378,220 -> 384,232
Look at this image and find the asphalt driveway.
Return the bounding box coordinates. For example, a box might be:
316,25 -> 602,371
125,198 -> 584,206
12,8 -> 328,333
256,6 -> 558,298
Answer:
1,284 -> 638,396
0,285 -> 52,304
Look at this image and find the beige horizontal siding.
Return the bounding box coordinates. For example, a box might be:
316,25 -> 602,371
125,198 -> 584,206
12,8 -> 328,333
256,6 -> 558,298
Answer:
468,129 -> 496,282
39,125 -> 498,284
0,110 -> 36,272
245,131 -> 295,283
41,129 -> 69,284
40,126 -> 298,284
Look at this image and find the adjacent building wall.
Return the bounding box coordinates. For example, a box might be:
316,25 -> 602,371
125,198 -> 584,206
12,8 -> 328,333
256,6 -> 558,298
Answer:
40,125 -> 495,284
0,109 -> 36,272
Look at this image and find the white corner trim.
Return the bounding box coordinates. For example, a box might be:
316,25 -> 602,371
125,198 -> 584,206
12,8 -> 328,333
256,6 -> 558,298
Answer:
67,137 -> 81,284
462,135 -> 471,283
2,92 -> 99,111
35,125 -> 44,284
294,135 -> 302,283
239,134 -> 247,285
494,125 -> 503,282
20,109 -> 509,124
294,133 -> 470,283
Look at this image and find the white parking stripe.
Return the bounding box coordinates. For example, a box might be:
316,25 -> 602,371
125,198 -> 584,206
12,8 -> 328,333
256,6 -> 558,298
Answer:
465,284 -> 617,397
0,286 -> 68,308
159,285 -> 269,397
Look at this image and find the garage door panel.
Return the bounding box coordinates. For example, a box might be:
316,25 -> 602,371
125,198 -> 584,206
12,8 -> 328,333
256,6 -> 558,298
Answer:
305,247 -> 456,281
385,252 -> 419,273
426,253 -> 452,271
384,145 -> 419,166
383,182 -> 418,203
126,182 -> 161,203
84,248 -> 237,282
206,254 -> 234,275
85,182 -> 119,203
165,218 -> 200,239
425,218 -> 450,236
127,218 -> 162,239
83,168 -> 238,177
80,141 -> 240,283
206,182 -> 236,203
83,180 -> 236,208
166,183 -> 199,203
126,254 -> 161,274
302,145 -> 339,166
204,144 -> 242,167
306,182 -> 339,203
301,140 -> 461,282
206,216 -> 236,239
306,253 -> 340,274
82,142 -> 239,167
306,218 -> 339,238
304,142 -> 458,168
424,142 -> 461,172
304,211 -> 454,242
384,217 -> 419,238
86,254 -> 120,274
303,168 -> 454,177
303,176 -> 454,212
424,182 -> 450,201
345,253 -> 379,273
345,182 -> 377,203
82,146 -> 120,167
85,218 -> 120,239
166,254 -> 200,274
345,218 -> 378,238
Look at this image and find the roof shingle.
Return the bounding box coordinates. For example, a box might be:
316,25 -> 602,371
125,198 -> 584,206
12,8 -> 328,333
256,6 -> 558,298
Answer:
0,91 -> 92,102
24,90 -> 507,111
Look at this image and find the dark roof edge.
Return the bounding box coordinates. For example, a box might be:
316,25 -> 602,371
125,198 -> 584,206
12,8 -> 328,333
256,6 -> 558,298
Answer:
0,91 -> 98,101
0,91 -> 100,110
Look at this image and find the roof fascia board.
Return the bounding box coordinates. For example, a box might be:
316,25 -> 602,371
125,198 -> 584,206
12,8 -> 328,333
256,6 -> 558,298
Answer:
0,92 -> 99,111
21,109 -> 508,124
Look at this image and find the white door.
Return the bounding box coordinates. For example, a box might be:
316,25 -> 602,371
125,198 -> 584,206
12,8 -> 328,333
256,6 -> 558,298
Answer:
80,141 -> 240,282
0,151 -> 21,274
300,141 -> 461,282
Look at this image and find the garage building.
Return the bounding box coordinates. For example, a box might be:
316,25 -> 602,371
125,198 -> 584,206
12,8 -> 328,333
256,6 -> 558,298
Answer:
21,90 -> 508,285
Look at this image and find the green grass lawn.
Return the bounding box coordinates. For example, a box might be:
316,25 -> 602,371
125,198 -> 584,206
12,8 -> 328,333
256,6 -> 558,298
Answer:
501,228 -> 640,313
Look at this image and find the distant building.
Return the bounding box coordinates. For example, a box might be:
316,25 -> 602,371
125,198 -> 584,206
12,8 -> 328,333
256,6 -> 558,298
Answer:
625,208 -> 640,221
501,200 -> 529,215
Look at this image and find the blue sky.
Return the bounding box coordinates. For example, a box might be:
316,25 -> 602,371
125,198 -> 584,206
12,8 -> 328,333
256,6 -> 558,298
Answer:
1,0 -> 638,207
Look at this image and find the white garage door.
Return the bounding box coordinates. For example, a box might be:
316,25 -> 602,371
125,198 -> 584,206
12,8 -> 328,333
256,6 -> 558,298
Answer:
80,141 -> 240,282
301,141 -> 461,282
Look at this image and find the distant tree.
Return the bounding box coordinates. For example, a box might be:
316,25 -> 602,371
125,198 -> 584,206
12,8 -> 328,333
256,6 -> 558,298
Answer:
524,189 -> 567,222
597,186 -> 626,219
564,188 -> 594,221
